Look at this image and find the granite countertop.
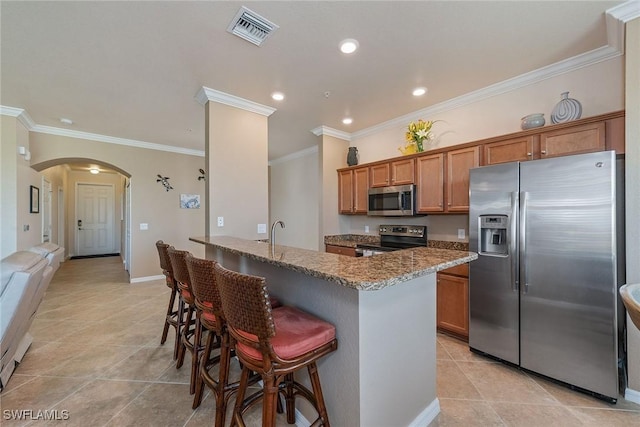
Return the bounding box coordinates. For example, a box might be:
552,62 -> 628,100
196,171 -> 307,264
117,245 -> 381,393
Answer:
324,234 -> 470,251
190,235 -> 477,291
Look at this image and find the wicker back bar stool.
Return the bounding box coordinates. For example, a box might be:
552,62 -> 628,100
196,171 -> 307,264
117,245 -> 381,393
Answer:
167,247 -> 200,395
214,263 -> 338,427
155,240 -> 180,360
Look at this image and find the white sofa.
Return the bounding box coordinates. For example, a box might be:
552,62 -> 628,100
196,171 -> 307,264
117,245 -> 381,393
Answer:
0,250 -> 55,389
28,242 -> 65,272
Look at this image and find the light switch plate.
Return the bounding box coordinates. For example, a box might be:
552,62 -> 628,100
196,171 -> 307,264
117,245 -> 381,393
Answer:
140,223 -> 149,230
458,228 -> 465,239
364,225 -> 370,233
257,223 -> 267,233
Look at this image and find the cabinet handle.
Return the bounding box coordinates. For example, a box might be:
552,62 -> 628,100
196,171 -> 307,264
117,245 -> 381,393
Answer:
541,150 -> 547,155
527,152 -> 532,157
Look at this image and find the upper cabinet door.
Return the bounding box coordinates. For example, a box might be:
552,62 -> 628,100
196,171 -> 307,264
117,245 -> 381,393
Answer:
390,159 -> 415,185
540,122 -> 605,159
370,163 -> 391,187
446,146 -> 480,212
338,169 -> 354,213
416,154 -> 444,213
352,167 -> 369,213
484,136 -> 535,165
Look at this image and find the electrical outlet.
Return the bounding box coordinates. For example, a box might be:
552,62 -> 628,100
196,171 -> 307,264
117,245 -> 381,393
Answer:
458,228 -> 465,239
364,225 -> 370,233
140,223 -> 148,230
217,217 -> 224,227
257,223 -> 267,233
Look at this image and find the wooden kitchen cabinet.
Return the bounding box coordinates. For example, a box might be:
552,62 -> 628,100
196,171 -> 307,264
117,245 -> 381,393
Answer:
484,135 -> 536,165
437,263 -> 469,340
484,121 -> 606,165
540,121 -> 605,159
416,153 -> 444,213
338,167 -> 369,214
325,244 -> 357,257
446,146 -> 480,212
370,158 -> 414,187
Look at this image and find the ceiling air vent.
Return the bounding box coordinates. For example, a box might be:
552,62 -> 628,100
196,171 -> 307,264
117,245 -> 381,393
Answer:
227,6 -> 278,47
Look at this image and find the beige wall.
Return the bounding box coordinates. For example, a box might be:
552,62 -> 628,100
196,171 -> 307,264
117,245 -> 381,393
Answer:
205,102 -> 269,240
28,132 -> 205,280
269,149 -> 319,250
1,116 -> 44,257
353,57 -> 624,165
625,17 -> 640,396
319,134 -> 350,242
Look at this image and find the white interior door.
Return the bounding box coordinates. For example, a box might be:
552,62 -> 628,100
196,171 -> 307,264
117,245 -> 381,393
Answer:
42,178 -> 52,242
76,183 -> 115,256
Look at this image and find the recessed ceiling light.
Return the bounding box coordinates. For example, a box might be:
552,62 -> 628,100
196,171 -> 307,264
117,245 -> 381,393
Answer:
89,168 -> 100,175
271,92 -> 285,101
342,117 -> 353,125
339,39 -> 359,54
412,87 -> 427,97
60,118 -> 73,125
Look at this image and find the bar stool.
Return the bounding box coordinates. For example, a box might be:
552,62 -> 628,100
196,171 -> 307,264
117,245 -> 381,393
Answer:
185,254 -> 237,426
214,263 -> 338,427
167,247 -> 200,395
155,241 -> 181,360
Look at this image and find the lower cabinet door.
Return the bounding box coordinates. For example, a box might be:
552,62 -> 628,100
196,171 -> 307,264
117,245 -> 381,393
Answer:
437,273 -> 469,339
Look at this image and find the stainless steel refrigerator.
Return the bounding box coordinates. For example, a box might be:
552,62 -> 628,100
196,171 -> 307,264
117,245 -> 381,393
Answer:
469,150 -> 625,402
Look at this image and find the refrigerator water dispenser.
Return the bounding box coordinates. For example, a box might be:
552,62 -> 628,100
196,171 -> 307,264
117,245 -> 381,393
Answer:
479,215 -> 508,255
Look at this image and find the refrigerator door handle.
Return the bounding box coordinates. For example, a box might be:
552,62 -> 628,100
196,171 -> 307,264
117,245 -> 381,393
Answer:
510,191 -> 519,292
520,191 -> 529,294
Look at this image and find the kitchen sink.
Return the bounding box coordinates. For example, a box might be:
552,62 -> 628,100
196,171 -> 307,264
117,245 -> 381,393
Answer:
620,283 -> 640,331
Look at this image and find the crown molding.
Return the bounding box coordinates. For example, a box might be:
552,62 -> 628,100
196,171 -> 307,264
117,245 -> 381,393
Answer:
269,145 -> 318,166
195,86 -> 277,117
310,126 -> 351,141
608,1 -> 640,23
0,105 -> 204,157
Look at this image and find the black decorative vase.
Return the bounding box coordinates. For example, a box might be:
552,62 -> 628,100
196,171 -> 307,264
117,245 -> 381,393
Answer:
347,147 -> 359,166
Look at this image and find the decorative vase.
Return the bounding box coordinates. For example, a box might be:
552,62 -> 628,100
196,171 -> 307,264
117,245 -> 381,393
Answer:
347,147 -> 359,166
521,113 -> 545,130
551,91 -> 582,124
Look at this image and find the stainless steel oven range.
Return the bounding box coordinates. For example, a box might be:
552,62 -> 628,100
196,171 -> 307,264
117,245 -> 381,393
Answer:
355,225 -> 427,256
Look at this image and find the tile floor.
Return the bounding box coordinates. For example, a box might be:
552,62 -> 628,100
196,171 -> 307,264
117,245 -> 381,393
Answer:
1,256 -> 639,426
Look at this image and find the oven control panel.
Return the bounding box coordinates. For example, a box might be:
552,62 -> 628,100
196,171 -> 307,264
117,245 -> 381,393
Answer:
379,225 -> 426,238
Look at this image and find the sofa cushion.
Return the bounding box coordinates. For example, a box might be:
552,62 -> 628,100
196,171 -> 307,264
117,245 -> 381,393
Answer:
1,252 -> 44,297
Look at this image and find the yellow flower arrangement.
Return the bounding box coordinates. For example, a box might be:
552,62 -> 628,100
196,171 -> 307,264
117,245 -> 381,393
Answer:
399,119 -> 436,155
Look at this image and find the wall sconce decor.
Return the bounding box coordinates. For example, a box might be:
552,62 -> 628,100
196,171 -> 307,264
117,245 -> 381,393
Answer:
198,168 -> 206,181
156,174 -> 173,191
30,185 -> 39,213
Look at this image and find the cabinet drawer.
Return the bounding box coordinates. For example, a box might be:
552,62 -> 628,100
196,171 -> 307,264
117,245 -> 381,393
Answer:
325,244 -> 357,257
440,263 -> 468,277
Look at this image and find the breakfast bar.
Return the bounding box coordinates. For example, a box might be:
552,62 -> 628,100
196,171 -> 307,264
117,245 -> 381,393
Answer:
190,235 -> 477,427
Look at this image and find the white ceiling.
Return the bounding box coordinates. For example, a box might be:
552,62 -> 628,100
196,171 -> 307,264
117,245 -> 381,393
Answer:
0,1 -> 626,162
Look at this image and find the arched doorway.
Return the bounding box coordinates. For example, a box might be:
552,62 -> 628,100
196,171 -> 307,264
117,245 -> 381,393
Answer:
31,158 -> 132,272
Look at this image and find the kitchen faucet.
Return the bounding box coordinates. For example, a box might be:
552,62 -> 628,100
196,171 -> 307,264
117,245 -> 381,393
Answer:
270,220 -> 285,246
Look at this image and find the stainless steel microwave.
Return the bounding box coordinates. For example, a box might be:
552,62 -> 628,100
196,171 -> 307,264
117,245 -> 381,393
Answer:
367,184 -> 417,216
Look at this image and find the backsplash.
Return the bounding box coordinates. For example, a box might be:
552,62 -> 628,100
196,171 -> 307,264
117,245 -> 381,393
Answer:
345,214 -> 469,243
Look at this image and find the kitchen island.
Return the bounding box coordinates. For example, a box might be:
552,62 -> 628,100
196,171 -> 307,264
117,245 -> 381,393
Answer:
190,235 -> 477,427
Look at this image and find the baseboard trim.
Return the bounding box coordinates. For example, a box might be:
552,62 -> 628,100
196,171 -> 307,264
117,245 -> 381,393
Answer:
625,387 -> 640,405
409,398 -> 440,427
130,274 -> 164,284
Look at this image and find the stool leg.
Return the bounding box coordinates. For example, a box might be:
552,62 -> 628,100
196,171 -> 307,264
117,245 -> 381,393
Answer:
161,287 -> 177,345
214,331 -> 232,427
190,311 -> 202,395
262,373 -> 279,427
174,297 -> 185,360
192,329 -> 215,409
284,373 -> 295,424
231,366 -> 251,427
308,362 -> 330,427
177,304 -> 193,369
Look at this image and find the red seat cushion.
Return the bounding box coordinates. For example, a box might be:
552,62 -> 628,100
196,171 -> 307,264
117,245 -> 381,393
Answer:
236,306 -> 335,361
201,311 -> 217,323
269,296 -> 281,309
